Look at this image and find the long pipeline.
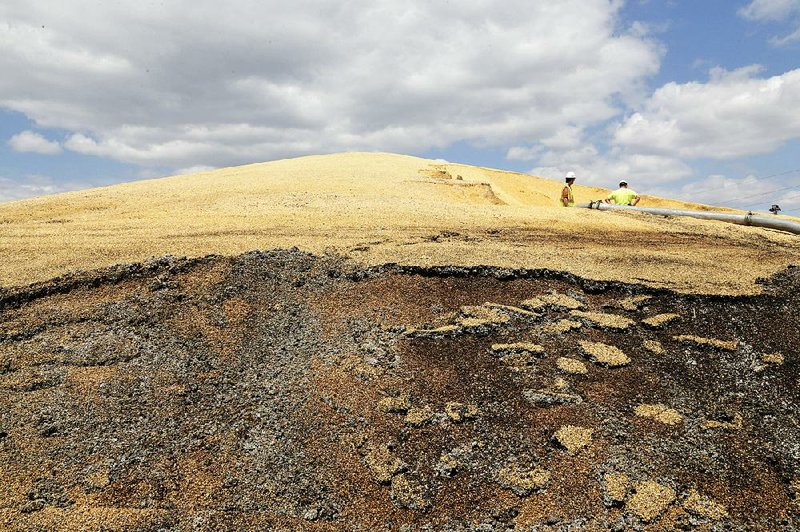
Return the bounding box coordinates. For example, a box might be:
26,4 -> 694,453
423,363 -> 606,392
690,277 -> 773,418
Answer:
574,201 -> 800,235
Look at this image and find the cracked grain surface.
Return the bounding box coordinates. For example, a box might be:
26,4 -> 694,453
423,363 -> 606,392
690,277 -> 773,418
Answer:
1,250 -> 799,529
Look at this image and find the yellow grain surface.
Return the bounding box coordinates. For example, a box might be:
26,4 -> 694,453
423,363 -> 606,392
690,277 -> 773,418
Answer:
570,310 -> 635,330
603,473 -> 630,504
627,480 -> 677,522
556,357 -> 589,375
553,425 -> 594,454
490,343 -> 545,354
1,152 -> 798,293
542,319 -> 583,334
522,293 -> 585,311
579,340 -> 631,367
762,353 -> 785,365
642,313 -> 681,328
683,489 -> 728,520
643,340 -> 665,355
673,335 -> 738,351
634,403 -> 684,425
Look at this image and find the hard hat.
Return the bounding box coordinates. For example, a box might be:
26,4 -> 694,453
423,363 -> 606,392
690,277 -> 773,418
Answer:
619,180 -> 628,186
565,171 -> 576,179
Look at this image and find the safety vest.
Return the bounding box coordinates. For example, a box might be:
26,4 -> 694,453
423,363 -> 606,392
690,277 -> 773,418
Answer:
608,188 -> 638,205
562,185 -> 575,207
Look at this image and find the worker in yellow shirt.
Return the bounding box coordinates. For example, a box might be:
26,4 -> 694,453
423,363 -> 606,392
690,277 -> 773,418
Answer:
605,180 -> 640,206
561,172 -> 576,207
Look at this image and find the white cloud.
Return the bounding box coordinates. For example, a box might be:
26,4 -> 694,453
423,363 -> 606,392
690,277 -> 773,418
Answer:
506,145 -> 544,161
777,189 -> 800,210
612,66 -> 800,160
8,130 -> 62,155
540,126 -> 585,151
0,174 -> 81,202
0,1 -> 661,170
175,165 -> 217,175
771,26 -> 800,45
530,148 -> 691,189
739,0 -> 800,21
739,0 -> 800,45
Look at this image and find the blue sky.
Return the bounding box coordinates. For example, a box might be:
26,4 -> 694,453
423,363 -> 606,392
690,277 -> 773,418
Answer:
625,0 -> 798,83
2,0 -> 800,212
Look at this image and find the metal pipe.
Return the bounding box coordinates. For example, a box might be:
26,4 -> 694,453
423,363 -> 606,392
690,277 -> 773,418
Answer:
574,201 -> 800,235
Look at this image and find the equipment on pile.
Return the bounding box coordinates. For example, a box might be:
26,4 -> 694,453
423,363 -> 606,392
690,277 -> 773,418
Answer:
576,201 -> 800,236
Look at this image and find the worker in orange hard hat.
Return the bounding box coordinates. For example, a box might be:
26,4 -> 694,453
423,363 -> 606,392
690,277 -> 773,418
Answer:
561,172 -> 576,207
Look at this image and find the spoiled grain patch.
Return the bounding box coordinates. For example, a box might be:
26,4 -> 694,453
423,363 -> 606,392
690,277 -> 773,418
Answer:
1,251 -> 798,529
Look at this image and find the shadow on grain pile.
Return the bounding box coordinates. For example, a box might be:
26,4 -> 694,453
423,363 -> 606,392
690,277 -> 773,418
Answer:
0,250 -> 799,530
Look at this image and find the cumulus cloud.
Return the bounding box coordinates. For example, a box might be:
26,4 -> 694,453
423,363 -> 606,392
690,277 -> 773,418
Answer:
739,0 -> 800,45
506,145 -> 544,162
8,131 -> 62,155
612,66 -> 800,160
530,147 -> 692,188
0,0 -> 661,170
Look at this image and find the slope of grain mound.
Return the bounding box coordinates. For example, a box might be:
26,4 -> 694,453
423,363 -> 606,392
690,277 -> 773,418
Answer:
1,152 -> 798,294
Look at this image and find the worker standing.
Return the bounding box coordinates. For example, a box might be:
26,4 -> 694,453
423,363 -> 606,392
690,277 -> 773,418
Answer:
605,180 -> 640,206
561,172 -> 576,207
